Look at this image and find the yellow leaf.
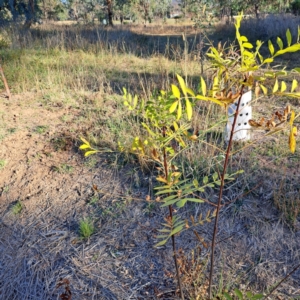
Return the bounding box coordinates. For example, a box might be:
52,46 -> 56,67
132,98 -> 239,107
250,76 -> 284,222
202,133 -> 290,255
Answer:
290,110 -> 295,126
212,76 -> 219,97
277,37 -> 283,50
171,84 -> 180,99
260,84 -> 268,95
156,176 -> 169,184
200,76 -> 207,96
281,92 -> 300,98
258,52 -> 264,64
79,144 -> 90,150
133,95 -> 138,108
171,172 -> 181,177
281,81 -> 287,92
177,100 -> 182,120
273,79 -> 279,93
80,137 -> 90,147
186,87 -> 195,97
185,99 -> 193,120
195,95 -> 224,106
291,79 -> 298,92
169,101 -> 179,113
289,127 -> 296,153
235,12 -> 242,29
173,121 -> 179,131
176,74 -> 187,97
268,40 -> 274,56
85,150 -> 98,157
243,42 -> 253,49
263,58 -> 274,64
189,135 -> 198,141
274,44 -> 300,57
242,50 -> 254,57
240,36 -> 248,42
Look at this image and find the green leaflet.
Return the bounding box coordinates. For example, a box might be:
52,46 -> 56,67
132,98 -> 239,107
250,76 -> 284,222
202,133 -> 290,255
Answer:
234,288 -> 243,299
286,28 -> 292,46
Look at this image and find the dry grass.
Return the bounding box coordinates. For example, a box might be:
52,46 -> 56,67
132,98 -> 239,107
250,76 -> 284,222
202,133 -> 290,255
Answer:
0,19 -> 300,299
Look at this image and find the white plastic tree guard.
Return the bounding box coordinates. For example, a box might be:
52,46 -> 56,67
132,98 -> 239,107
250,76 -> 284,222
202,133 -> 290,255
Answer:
225,90 -> 252,142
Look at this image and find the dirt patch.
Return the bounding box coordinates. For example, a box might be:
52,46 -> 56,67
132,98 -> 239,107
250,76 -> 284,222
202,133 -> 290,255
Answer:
0,96 -> 178,299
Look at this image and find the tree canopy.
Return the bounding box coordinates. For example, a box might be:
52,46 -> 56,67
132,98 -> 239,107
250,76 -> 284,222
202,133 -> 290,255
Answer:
0,0 -> 296,27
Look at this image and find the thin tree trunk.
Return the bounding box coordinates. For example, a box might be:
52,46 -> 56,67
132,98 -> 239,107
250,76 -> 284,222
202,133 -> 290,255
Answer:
107,0 -> 114,26
24,0 -> 35,28
254,4 -> 259,19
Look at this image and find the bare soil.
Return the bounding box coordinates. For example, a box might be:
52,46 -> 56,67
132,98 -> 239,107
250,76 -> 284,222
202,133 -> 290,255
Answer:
0,94 -> 300,299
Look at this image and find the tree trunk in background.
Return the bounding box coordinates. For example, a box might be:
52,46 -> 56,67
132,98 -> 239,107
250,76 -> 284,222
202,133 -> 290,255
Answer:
9,0 -> 18,22
107,0 -> 114,26
24,0 -> 35,28
254,4 -> 259,19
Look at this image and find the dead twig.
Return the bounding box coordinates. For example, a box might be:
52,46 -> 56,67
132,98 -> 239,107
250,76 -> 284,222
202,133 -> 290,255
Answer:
264,263 -> 300,299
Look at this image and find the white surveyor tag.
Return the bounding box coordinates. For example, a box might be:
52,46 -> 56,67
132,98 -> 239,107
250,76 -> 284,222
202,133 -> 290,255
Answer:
225,90 -> 252,141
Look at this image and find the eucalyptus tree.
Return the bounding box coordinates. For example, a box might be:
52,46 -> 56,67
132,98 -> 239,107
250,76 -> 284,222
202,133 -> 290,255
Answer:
0,0 -> 41,26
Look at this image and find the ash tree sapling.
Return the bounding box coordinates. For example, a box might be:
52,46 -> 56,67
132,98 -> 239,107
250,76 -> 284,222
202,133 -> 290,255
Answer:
80,12 -> 300,299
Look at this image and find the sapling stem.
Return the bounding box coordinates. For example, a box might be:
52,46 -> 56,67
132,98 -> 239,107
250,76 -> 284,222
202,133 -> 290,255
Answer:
208,85 -> 245,299
162,126 -> 184,300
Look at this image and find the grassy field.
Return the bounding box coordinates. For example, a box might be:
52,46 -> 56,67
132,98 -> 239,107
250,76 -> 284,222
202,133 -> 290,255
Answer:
0,15 -> 300,299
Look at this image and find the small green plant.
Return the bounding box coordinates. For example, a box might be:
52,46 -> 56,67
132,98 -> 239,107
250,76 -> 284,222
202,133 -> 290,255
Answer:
0,159 -> 7,169
88,195 -> 99,205
222,289 -> 264,300
34,125 -> 48,134
7,128 -> 16,134
2,186 -> 9,193
51,164 -> 74,174
79,218 -> 94,239
11,201 -> 23,215
84,156 -> 98,168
